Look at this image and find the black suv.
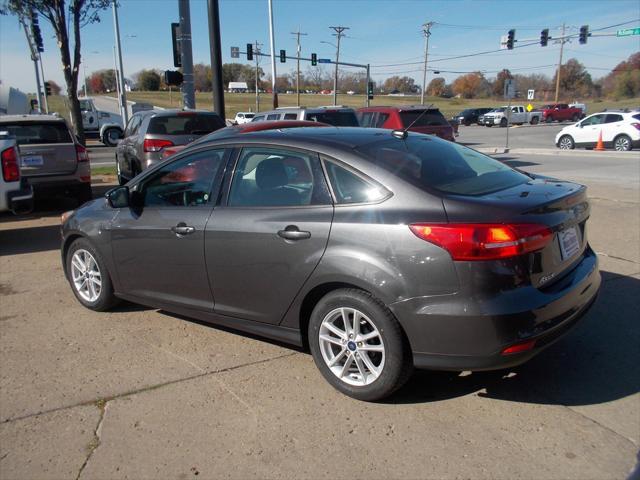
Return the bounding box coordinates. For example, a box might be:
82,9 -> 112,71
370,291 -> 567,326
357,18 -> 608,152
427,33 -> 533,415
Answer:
453,108 -> 494,126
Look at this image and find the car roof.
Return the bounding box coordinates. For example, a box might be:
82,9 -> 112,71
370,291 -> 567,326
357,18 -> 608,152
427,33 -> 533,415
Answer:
357,105 -> 442,113
141,109 -> 222,117
260,106 -> 356,114
0,114 -> 67,123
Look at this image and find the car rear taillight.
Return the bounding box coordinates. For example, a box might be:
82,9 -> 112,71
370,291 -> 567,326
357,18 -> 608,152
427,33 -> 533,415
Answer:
501,339 -> 536,355
76,144 -> 89,162
409,223 -> 553,261
1,146 -> 20,182
631,122 -> 640,131
144,138 -> 174,152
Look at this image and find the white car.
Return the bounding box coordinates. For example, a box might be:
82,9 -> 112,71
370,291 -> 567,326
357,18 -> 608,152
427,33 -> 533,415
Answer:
555,110 -> 640,151
234,112 -> 255,124
0,131 -> 33,214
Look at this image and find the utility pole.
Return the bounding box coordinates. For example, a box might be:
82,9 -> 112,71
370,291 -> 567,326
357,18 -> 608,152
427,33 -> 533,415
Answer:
178,0 -> 195,109
20,19 -> 44,112
254,40 -> 263,112
112,0 -> 128,124
291,27 -> 307,107
554,22 -> 566,103
37,52 -> 48,113
267,0 -> 278,108
420,21 -> 433,105
207,0 -> 225,117
329,26 -> 349,106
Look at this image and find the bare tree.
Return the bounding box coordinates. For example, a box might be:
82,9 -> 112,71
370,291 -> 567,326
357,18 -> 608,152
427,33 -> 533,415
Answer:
2,0 -> 111,144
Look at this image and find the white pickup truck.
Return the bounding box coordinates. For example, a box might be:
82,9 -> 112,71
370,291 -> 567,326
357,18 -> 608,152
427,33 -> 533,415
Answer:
79,97 -> 124,146
480,105 -> 542,127
0,131 -> 33,214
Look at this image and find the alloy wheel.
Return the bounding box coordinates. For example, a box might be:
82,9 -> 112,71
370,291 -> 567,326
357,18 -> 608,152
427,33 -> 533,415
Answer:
614,136 -> 630,151
318,307 -> 385,386
559,136 -> 573,150
71,249 -> 102,302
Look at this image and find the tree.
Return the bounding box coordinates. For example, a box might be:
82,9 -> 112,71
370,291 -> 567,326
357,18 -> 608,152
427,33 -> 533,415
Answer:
193,63 -> 212,92
452,72 -> 487,98
88,72 -> 104,93
552,58 -> 593,98
304,65 -> 327,91
426,77 -> 446,97
137,69 -> 161,91
2,0 -> 112,144
492,69 -> 513,97
600,52 -> 640,98
383,76 -> 417,93
45,79 -> 62,95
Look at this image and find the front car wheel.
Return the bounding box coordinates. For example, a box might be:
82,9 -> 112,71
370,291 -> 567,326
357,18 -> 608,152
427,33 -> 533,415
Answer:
558,135 -> 575,150
614,134 -> 632,151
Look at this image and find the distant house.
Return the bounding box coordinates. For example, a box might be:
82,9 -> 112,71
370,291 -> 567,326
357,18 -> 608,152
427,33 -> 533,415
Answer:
228,82 -> 248,93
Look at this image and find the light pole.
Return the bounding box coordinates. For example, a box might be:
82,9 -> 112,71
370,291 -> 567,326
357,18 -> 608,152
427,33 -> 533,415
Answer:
291,27 -> 307,107
267,0 -> 278,108
420,21 -> 433,105
328,26 -> 349,106
112,0 -> 128,124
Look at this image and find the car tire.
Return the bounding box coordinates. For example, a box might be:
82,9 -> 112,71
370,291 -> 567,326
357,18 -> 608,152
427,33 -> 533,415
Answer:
464,121 -> 471,127
545,116 -> 553,123
614,134 -> 632,151
572,114 -> 580,122
500,118 -> 508,127
76,184 -> 93,205
558,135 -> 575,150
530,116 -> 539,125
66,238 -> 119,311
102,128 -> 121,147
308,288 -> 413,401
116,156 -> 127,186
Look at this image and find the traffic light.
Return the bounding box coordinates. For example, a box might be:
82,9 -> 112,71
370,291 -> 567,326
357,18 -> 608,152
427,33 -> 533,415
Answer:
164,70 -> 184,87
246,43 -> 253,61
171,23 -> 181,68
30,9 -> 44,52
280,49 -> 286,63
367,81 -> 374,100
506,29 -> 515,50
311,53 -> 317,66
540,29 -> 549,47
579,25 -> 589,44
44,82 -> 51,96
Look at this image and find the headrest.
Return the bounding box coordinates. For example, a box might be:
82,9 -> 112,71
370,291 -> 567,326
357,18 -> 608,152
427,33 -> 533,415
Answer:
256,158 -> 288,189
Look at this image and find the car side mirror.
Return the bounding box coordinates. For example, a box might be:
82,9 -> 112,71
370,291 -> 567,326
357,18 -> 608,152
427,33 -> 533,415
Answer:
106,186 -> 130,208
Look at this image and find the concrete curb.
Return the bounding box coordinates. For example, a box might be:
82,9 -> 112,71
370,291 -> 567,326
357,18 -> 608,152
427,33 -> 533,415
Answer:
475,147 -> 639,158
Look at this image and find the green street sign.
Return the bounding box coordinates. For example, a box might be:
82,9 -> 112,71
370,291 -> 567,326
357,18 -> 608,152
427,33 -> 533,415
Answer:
617,27 -> 640,37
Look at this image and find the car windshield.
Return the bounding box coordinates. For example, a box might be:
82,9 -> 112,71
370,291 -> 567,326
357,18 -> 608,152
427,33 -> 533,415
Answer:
0,122 -> 73,145
148,114 -> 225,135
459,109 -> 473,115
355,135 -> 529,196
305,111 -> 359,126
491,108 -> 506,113
399,110 -> 448,127
244,113 -> 255,118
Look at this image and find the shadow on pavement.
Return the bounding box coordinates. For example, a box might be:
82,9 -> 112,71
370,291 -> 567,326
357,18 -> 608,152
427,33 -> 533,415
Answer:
0,224 -> 62,256
391,271 -> 640,406
503,159 -> 541,168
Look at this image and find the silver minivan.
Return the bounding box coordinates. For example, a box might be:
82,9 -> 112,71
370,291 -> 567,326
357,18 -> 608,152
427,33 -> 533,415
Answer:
251,106 -> 359,126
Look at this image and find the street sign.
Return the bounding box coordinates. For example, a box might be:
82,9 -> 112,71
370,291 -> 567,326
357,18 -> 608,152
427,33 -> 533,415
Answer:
527,89 -> 535,100
617,27 -> 640,37
318,58 -> 332,64
504,79 -> 516,99
230,46 -> 239,59
526,103 -> 534,112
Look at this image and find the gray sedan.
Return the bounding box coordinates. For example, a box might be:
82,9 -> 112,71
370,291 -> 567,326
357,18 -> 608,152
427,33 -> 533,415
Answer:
61,124 -> 600,401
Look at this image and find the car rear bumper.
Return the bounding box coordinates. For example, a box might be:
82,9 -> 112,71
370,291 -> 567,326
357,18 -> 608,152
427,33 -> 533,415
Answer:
4,183 -> 34,214
389,246 -> 600,371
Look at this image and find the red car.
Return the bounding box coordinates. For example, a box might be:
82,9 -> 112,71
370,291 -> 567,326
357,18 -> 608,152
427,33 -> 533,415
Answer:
357,106 -> 455,141
540,103 -> 583,123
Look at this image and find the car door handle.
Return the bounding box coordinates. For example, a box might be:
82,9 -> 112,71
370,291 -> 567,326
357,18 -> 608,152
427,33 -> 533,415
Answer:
171,223 -> 195,235
278,226 -> 311,240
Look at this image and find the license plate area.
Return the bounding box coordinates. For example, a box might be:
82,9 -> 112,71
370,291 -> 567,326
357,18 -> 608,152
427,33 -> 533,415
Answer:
21,155 -> 44,167
559,226 -> 580,260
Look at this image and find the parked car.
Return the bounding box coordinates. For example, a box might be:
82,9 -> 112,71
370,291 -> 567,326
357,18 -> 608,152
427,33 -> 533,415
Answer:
569,103 -> 587,118
0,115 -> 92,204
234,112 -> 255,125
481,105 -> 542,127
115,109 -> 226,185
357,106 -> 455,141
540,103 -> 583,123
251,106 -> 359,126
453,108 -> 494,126
0,130 -> 33,214
78,97 -> 124,147
61,123 -> 600,401
556,110 -> 640,151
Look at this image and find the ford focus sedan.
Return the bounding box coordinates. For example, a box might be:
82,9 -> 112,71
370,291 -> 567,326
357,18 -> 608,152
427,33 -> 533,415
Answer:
61,124 -> 600,401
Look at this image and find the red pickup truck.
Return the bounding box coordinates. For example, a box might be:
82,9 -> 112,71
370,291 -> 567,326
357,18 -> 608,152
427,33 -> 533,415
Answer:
540,103 -> 583,123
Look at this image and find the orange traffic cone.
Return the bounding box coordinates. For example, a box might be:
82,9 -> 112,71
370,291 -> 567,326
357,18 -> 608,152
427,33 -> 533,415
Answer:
595,130 -> 606,151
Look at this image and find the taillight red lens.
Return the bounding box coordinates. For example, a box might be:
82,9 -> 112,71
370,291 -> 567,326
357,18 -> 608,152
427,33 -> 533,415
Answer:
409,223 -> 553,261
76,144 -> 89,162
501,339 -> 536,355
1,146 -> 20,182
144,138 -> 174,152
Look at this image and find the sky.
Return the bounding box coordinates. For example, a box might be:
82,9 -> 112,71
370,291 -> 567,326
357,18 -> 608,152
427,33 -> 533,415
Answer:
1,0 -> 639,94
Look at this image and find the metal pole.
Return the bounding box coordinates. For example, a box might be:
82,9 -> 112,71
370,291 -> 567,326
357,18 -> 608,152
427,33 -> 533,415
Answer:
291,28 -> 307,107
267,0 -> 278,108
255,41 -> 261,112
112,0 -> 129,124
112,46 -> 121,110
329,26 -> 349,106
420,22 -> 432,105
37,52 -> 49,113
207,0 -> 225,117
365,64 -> 370,107
554,23 -> 565,104
21,20 -> 44,112
505,97 -> 511,153
178,0 -> 195,109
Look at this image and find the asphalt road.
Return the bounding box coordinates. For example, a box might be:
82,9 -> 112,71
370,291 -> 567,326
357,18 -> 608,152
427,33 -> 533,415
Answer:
2,131 -> 637,479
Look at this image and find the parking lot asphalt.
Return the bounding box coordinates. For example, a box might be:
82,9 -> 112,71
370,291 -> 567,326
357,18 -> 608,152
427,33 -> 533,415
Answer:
1,147 -> 639,478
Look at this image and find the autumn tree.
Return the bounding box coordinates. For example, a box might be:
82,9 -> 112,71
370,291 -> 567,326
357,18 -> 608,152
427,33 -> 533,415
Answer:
426,77 -> 447,96
600,52 -> 640,98
135,70 -> 161,91
45,79 -> 62,95
492,69 -> 513,97
452,72 -> 487,98
552,58 -> 593,98
383,76 -> 418,93
2,0 -> 112,144
88,72 -> 104,93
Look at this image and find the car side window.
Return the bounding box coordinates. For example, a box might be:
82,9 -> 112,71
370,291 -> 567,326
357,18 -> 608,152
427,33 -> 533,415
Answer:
604,114 -> 623,123
124,115 -> 139,137
140,149 -> 227,207
228,147 -> 331,207
267,114 -> 279,121
283,113 -> 298,120
581,115 -> 604,126
323,160 -> 389,204
358,112 -> 374,127
373,113 -> 389,128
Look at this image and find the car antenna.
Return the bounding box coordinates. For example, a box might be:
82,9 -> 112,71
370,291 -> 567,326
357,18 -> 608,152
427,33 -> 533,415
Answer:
391,103 -> 434,139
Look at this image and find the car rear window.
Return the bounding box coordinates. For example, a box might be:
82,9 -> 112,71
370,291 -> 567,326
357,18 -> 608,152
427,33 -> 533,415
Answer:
0,122 -> 73,145
148,114 -> 225,135
355,135 -> 529,196
399,110 -> 448,127
305,111 -> 359,126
